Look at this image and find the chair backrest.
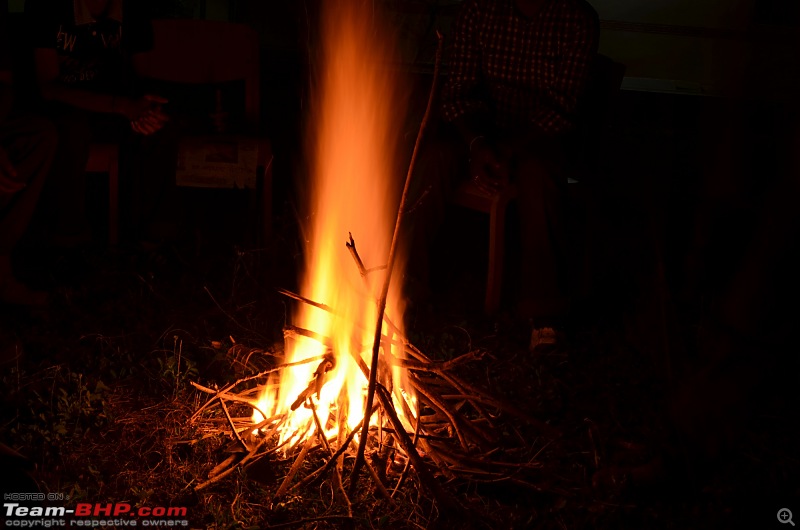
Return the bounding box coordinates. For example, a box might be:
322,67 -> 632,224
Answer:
134,19 -> 260,130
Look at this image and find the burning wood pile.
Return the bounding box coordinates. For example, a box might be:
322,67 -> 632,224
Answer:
190,284 -> 558,506
187,0 -> 558,512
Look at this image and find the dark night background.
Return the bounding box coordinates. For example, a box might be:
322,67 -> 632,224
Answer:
2,0 -> 799,528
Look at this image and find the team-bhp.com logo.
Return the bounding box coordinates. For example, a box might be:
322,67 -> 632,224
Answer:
4,502 -> 189,527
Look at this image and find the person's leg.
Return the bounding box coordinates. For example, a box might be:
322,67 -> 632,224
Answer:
36,104 -> 93,243
511,136 -> 570,341
0,114 -> 57,304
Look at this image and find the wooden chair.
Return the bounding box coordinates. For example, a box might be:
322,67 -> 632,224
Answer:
132,18 -> 274,244
452,54 -> 626,315
451,176 -> 517,316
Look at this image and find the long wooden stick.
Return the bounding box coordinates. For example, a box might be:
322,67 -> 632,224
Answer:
348,29 -> 444,497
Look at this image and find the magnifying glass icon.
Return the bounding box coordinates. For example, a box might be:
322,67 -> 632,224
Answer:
779,508 -> 795,526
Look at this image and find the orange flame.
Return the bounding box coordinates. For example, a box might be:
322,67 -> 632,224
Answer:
253,0 -> 411,447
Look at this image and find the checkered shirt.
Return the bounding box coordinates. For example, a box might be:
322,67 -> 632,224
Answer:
441,0 -> 599,135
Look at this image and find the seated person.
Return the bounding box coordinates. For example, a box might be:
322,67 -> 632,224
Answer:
0,0 -> 57,306
411,0 -> 598,350
25,0 -> 170,245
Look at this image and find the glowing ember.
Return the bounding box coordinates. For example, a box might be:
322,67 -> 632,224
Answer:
252,0 -> 411,448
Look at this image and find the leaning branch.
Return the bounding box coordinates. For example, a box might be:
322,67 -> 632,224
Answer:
349,31 -> 445,496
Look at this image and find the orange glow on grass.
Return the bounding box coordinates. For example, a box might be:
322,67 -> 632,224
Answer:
252,0 -> 412,448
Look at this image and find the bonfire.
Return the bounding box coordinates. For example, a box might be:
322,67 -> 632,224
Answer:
189,0 -> 556,513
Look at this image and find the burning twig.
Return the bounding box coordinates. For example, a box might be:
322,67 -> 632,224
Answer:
276,288 -> 335,314
346,232 -> 387,277
289,352 -> 336,410
284,325 -> 332,349
310,398 -> 333,456
232,355 -> 326,386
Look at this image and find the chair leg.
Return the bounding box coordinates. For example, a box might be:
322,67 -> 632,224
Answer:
107,154 -> 119,246
260,155 -> 274,246
485,203 -> 506,315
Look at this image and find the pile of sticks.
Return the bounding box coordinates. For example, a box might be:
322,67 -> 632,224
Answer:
189,300 -> 559,510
